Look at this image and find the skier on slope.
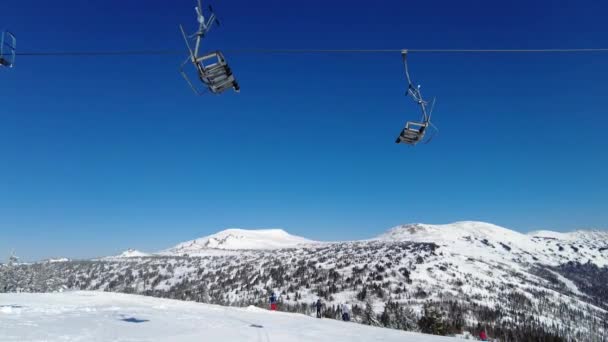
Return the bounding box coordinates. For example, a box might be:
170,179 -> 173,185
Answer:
269,293 -> 278,311
315,299 -> 323,318
341,302 -> 351,321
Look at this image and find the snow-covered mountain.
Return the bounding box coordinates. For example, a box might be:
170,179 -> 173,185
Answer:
162,228 -> 318,255
376,221 -> 608,266
2,221 -> 607,341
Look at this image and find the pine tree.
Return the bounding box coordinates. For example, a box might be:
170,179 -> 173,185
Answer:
361,301 -> 380,326
8,251 -> 19,266
380,300 -> 418,331
418,303 -> 446,335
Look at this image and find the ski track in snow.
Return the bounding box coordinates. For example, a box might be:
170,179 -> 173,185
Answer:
0,291 -> 457,342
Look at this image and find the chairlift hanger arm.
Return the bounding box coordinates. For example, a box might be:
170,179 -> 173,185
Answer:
401,50 -> 414,87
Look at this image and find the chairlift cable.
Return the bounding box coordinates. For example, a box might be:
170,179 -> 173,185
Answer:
15,47 -> 608,57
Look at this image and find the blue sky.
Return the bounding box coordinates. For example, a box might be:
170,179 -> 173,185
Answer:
1,0 -> 607,261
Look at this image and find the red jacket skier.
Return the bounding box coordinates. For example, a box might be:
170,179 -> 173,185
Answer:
479,329 -> 488,341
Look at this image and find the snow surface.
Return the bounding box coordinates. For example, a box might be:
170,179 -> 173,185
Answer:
163,228 -> 318,255
0,291 -> 457,342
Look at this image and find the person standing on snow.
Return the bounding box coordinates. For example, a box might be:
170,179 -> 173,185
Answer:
315,299 -> 323,318
269,293 -> 278,311
341,302 -> 351,321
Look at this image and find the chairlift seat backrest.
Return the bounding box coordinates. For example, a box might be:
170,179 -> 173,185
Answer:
0,31 -> 16,68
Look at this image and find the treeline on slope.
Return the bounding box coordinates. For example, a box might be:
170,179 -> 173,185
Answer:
551,261 -> 608,309
258,298 -> 565,341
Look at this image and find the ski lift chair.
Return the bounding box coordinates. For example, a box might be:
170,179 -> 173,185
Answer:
179,1 -> 239,95
0,31 -> 16,68
395,121 -> 427,144
395,50 -> 436,146
195,51 -> 240,94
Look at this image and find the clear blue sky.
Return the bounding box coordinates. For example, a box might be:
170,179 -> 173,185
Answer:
1,0 -> 607,261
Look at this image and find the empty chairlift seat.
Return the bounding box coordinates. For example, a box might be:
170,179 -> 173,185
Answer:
395,50 -> 436,146
0,31 -> 16,68
196,51 -> 240,94
396,121 -> 427,144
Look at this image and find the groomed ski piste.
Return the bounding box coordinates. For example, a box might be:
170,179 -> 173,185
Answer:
0,291 -> 457,342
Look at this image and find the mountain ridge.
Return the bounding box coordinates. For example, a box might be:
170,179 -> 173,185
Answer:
152,221 -> 607,267
102,221 -> 608,267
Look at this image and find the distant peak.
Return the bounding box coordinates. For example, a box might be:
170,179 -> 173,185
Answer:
377,221 -> 529,244
164,227 -> 318,254
116,249 -> 149,258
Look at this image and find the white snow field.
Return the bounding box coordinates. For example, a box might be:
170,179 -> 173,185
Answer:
0,291 -> 456,342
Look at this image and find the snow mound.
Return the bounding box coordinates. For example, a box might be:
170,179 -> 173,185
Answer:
44,258 -> 70,263
0,291 -> 456,342
164,228 -> 318,254
114,249 -> 150,258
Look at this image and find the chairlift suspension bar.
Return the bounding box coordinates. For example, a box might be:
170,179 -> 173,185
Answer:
180,26 -> 195,62
401,50 -> 414,87
193,0 -> 204,57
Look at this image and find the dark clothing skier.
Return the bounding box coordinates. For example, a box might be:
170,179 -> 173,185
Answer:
341,303 -> 350,321
315,299 -> 322,318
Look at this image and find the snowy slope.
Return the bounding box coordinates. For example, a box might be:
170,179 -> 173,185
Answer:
376,221 -> 608,266
0,291 -> 456,342
163,228 -> 318,255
